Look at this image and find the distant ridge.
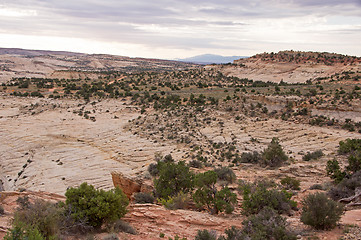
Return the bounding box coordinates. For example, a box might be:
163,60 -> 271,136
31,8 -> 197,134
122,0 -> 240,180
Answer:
178,54 -> 248,64
0,48 -> 85,56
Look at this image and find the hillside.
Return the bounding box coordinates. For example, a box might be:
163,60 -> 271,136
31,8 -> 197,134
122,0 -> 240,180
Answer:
214,50 -> 361,83
0,48 -> 197,83
0,48 -> 85,56
0,49 -> 361,239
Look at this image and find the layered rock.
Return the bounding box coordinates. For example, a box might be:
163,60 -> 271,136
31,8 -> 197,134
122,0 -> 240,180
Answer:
111,171 -> 152,198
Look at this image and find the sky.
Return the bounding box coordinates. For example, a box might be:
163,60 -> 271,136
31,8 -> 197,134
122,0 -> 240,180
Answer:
0,0 -> 360,59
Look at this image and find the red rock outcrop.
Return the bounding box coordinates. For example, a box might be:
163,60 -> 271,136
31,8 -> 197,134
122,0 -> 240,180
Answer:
111,171 -> 149,198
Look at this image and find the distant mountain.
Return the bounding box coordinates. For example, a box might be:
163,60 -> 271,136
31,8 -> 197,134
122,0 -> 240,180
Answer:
178,54 -> 248,64
0,48 -> 85,56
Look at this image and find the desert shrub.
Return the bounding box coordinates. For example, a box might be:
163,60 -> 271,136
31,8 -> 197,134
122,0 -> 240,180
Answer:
329,170 -> 361,200
346,151 -> 361,173
310,184 -> 323,190
214,166 -> 236,184
16,196 -> 31,210
240,181 -> 296,215
10,199 -> 62,239
217,226 -> 241,240
188,159 -> 203,168
224,207 -> 296,240
134,192 -> 155,204
162,154 -> 175,162
148,154 -> 175,177
106,219 -> 137,235
302,150 -> 324,161
159,192 -> 192,210
103,233 -> 119,240
0,205 -> 4,215
193,171 -> 237,214
168,235 -> 187,240
342,122 -> 355,132
301,192 -> 344,230
195,229 -> 217,240
280,176 -> 301,190
238,178 -> 277,194
261,138 -> 288,167
148,163 -> 159,176
339,139 -> 361,154
240,151 -> 262,164
65,182 -> 129,229
326,159 -> 346,183
4,224 -> 44,240
30,91 -> 44,98
154,161 -> 194,199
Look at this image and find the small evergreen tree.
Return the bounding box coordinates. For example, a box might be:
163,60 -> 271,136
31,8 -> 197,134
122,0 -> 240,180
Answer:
262,138 -> 288,167
301,192 -> 344,230
193,171 -> 237,214
154,161 -> 194,199
65,182 -> 129,229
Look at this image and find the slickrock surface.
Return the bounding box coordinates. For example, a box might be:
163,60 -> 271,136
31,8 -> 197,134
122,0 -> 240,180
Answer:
0,97 -> 182,194
1,95 -> 360,195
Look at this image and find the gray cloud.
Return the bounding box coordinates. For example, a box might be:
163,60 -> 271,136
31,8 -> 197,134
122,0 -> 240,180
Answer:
0,0 -> 360,57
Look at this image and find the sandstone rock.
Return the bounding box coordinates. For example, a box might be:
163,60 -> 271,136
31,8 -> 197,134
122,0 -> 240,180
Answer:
111,171 -> 142,198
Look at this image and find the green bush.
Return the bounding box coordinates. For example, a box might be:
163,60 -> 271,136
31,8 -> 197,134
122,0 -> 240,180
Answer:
0,205 -> 4,215
4,224 -> 44,240
106,219 -> 137,235
134,192 -> 155,204
261,138 -> 288,167
214,166 -> 236,184
280,176 -> 301,190
193,171 -> 237,214
148,154 -> 175,177
342,123 -> 355,132
188,159 -> 203,168
310,184 -> 323,190
10,199 -> 62,239
329,170 -> 361,200
65,182 -> 129,229
220,209 -> 295,240
159,192 -> 192,210
238,178 -> 277,192
301,192 -> 344,230
326,159 -> 346,183
16,196 -> 31,210
339,139 -> 361,154
240,181 -> 296,215
217,226 -> 241,240
148,163 -> 159,176
154,161 -> 194,199
240,151 -> 262,164
302,150 -> 324,161
240,207 -> 296,240
195,229 -> 217,240
217,209 -> 296,240
346,151 -> 361,174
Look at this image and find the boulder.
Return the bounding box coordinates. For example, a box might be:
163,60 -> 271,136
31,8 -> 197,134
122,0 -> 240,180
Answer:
111,171 -> 144,199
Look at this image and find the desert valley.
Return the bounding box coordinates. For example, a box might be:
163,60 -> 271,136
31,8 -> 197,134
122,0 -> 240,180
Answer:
0,48 -> 361,240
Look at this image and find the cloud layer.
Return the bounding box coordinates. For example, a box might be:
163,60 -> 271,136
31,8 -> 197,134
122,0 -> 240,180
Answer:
0,0 -> 360,58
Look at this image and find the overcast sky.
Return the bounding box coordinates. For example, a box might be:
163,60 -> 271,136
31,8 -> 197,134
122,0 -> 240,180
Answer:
0,0 -> 360,59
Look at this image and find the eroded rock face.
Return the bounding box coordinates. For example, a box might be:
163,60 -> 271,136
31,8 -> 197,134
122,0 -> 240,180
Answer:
0,97 -> 179,195
111,172 -> 142,198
